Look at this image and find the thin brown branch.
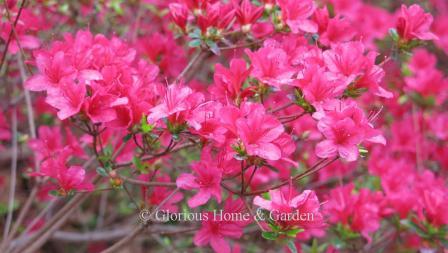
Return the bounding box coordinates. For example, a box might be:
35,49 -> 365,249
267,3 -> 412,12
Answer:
2,109 -> 18,243
175,50 -> 203,83
0,0 -> 26,72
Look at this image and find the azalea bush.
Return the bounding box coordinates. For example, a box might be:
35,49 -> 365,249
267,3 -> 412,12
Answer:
0,0 -> 448,252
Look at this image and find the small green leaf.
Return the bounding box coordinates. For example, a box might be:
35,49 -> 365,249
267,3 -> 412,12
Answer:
398,94 -> 408,104
261,231 -> 278,240
287,240 -> 298,253
96,167 -> 109,177
49,190 -> 60,197
389,28 -> 399,42
141,115 -> 154,133
206,40 -> 221,55
103,144 -> 113,157
188,39 -> 202,48
133,156 -> 148,173
285,228 -> 304,237
188,28 -> 202,39
123,133 -> 132,142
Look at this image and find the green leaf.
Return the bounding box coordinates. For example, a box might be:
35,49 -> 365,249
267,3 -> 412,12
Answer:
49,190 -> 60,197
406,220 -> 428,238
103,144 -> 113,157
0,202 -> 19,215
287,240 -> 298,253
141,115 -> 154,133
96,167 -> 109,177
398,94 -> 408,105
389,28 -> 399,42
206,40 -> 221,55
188,39 -> 202,48
285,228 -> 304,237
133,156 -> 148,173
123,133 -> 132,142
188,28 -> 202,39
261,231 -> 278,240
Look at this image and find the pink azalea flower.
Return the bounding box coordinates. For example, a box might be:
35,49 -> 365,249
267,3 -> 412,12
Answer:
194,197 -> 248,253
254,188 -> 324,230
82,90 -> 128,123
25,51 -> 76,92
235,111 -> 285,161
433,16 -> 448,54
169,3 -> 189,31
315,100 -> 385,162
313,7 -> 357,46
293,65 -> 346,105
139,174 -> 183,213
325,184 -> 383,242
234,0 -> 264,28
176,160 -> 222,208
0,111 -> 10,142
45,80 -> 86,120
323,42 -> 366,86
28,126 -> 64,161
209,58 -> 252,103
245,47 -> 295,88
147,84 -> 204,125
278,0 -> 317,33
396,4 -> 438,41
419,188 -> 448,227
30,148 -> 93,195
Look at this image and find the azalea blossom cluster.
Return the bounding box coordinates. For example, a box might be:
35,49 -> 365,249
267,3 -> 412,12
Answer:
1,0 -> 448,253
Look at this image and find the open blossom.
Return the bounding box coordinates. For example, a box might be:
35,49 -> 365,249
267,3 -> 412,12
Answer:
25,30 -> 159,126
209,58 -> 252,103
396,4 -> 438,41
169,3 -> 189,31
0,111 -> 10,144
234,0 -> 263,30
139,174 -> 183,213
322,42 -> 391,98
194,198 -> 248,253
405,49 -> 448,104
176,159 -> 222,208
147,84 -> 205,126
245,47 -> 295,88
0,9 -> 41,54
293,65 -> 346,105
221,102 -> 294,162
313,7 -> 357,46
254,188 -> 324,230
236,111 -> 284,161
45,80 -> 86,120
315,100 -> 385,162
29,148 -> 93,195
278,0 -> 317,34
325,184 -> 383,242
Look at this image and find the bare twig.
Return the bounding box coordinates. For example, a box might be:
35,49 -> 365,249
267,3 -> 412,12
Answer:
115,142 -> 197,168
101,188 -> 181,253
2,109 -> 18,243
0,0 -> 27,72
121,176 -> 177,187
175,50 -> 203,83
